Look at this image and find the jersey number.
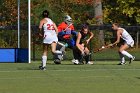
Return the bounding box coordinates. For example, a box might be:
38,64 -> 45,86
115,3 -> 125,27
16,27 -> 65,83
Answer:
47,24 -> 55,30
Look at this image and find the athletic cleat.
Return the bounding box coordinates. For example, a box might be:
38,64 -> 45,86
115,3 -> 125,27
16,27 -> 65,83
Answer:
117,62 -> 126,65
74,60 -> 79,65
39,66 -> 46,70
129,56 -> 135,64
72,59 -> 76,63
86,61 -> 93,65
78,61 -> 84,65
54,59 -> 61,64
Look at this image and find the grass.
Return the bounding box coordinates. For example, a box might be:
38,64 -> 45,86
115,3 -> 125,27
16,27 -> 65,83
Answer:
0,61 -> 140,93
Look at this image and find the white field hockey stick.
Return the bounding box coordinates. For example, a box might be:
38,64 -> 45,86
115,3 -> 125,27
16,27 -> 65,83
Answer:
63,23 -> 73,31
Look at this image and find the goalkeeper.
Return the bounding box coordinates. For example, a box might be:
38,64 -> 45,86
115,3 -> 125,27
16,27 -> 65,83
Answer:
57,15 -> 78,48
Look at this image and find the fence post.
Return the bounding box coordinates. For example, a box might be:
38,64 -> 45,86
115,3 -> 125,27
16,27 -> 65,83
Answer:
136,31 -> 139,49
32,37 -> 36,61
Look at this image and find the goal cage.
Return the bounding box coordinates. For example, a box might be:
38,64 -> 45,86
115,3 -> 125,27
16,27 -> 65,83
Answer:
0,0 -> 31,63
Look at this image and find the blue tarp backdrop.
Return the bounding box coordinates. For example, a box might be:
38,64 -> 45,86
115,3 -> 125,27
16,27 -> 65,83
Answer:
0,48 -> 28,63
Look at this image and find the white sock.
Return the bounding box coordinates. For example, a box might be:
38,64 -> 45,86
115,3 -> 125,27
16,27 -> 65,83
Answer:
119,52 -> 125,63
42,56 -> 47,67
121,51 -> 133,58
121,57 -> 125,63
60,46 -> 65,52
55,50 -> 62,54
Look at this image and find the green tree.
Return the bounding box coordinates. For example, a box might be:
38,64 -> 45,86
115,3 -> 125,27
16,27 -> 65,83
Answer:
31,0 -> 95,25
0,0 -> 28,25
103,0 -> 140,25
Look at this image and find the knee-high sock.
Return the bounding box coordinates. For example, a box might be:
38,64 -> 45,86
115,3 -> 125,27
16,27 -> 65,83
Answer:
119,52 -> 125,63
85,55 -> 90,63
60,46 -> 65,52
54,50 -> 62,54
121,50 -> 133,58
42,56 -> 47,67
72,47 -> 79,60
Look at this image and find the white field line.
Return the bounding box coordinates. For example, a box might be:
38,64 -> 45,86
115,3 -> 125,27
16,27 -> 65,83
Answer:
0,68 -> 140,73
0,69 -> 139,80
0,76 -> 116,80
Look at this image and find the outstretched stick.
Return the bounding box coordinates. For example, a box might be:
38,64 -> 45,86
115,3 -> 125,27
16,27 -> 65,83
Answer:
93,44 -> 113,53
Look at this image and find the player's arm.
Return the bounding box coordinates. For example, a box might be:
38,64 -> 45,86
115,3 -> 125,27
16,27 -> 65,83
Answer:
76,32 -> 81,46
86,31 -> 94,44
53,22 -> 58,35
76,32 -> 84,52
109,30 -> 121,47
57,23 -> 63,32
71,25 -> 75,30
38,19 -> 44,37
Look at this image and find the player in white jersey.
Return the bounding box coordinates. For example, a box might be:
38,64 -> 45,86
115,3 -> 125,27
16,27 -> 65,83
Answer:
42,18 -> 58,44
38,10 -> 60,70
108,23 -> 135,65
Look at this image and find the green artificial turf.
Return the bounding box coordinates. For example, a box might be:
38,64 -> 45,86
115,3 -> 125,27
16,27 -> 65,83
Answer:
0,61 -> 140,93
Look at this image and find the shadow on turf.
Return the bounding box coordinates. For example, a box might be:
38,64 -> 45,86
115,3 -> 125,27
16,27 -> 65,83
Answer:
17,67 -> 39,70
135,77 -> 140,79
17,66 -> 39,70
16,62 -> 126,71
16,64 -> 76,71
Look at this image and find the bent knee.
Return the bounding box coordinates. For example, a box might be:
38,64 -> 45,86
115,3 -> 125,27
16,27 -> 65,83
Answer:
85,49 -> 89,54
119,49 -> 123,53
52,50 -> 56,54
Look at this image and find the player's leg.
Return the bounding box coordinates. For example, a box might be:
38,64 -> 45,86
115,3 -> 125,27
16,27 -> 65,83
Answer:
51,41 -> 63,54
72,46 -> 81,64
119,43 -> 135,64
51,42 -> 57,54
39,44 -> 49,70
118,52 -> 125,65
72,46 -> 78,60
75,44 -> 85,64
118,45 -> 126,65
119,44 -> 132,58
57,42 -> 66,59
84,47 -> 93,64
57,42 -> 66,53
51,42 -> 63,64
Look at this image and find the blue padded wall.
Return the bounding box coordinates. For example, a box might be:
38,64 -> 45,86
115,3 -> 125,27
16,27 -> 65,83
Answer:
0,49 -> 15,62
0,48 -> 28,63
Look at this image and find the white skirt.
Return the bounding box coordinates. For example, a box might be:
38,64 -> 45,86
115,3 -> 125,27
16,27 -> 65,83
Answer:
126,40 -> 134,47
43,32 -> 58,44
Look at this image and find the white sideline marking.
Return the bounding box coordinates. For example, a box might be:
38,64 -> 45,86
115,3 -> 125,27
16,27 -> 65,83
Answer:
0,77 -> 47,80
0,76 -> 116,80
0,68 -> 140,73
49,69 -> 140,71
0,69 -> 139,80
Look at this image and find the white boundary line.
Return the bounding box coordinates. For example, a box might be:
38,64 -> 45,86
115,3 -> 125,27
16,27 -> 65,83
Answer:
0,68 -> 140,73
0,76 -> 116,80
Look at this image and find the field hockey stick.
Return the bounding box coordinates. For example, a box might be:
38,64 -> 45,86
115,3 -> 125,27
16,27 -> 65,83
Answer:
63,23 -> 73,31
79,43 -> 87,64
93,43 -> 118,53
93,45 -> 111,53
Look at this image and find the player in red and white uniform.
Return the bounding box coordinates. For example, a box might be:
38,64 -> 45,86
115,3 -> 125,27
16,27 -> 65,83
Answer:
38,10 -> 61,70
42,18 -> 58,44
109,23 -> 135,65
